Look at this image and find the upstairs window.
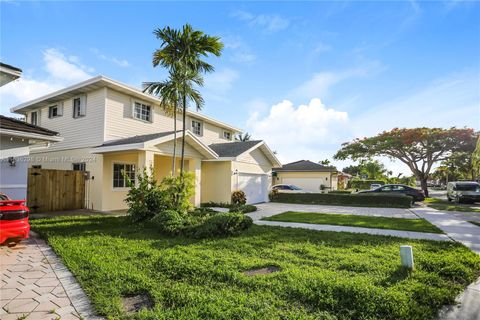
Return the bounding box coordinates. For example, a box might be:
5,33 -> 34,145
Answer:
223,131 -> 232,140
113,163 -> 136,188
30,111 -> 38,126
192,120 -> 202,136
133,102 -> 152,122
48,104 -> 62,118
73,97 -> 86,118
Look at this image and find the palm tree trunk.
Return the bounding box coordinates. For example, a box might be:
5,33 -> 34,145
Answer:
172,106 -> 177,176
180,89 -> 187,175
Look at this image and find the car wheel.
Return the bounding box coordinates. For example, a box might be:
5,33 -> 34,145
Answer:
455,196 -> 460,204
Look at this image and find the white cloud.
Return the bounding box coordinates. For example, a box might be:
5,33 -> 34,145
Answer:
232,10 -> 290,33
247,98 -> 350,163
90,48 -> 130,67
0,48 -> 93,115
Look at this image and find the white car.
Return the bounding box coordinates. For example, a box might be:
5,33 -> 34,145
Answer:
271,184 -> 307,193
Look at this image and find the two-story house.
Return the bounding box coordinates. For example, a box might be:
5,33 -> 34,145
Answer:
10,76 -> 280,211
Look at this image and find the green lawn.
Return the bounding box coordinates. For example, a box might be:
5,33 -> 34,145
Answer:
262,211 -> 443,234
424,198 -> 480,213
31,216 -> 480,320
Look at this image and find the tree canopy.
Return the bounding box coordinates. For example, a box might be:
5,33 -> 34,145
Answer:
334,127 -> 477,196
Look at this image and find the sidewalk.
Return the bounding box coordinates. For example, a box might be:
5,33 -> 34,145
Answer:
0,232 -> 102,320
255,220 -> 451,241
411,206 -> 480,254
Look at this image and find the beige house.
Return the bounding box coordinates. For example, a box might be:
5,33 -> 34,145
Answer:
273,160 -> 338,192
11,76 -> 280,211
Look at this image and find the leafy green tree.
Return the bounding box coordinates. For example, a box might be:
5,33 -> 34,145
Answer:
360,160 -> 387,180
150,24 -> 223,174
342,165 -> 361,176
334,127 -> 477,196
319,159 -> 331,166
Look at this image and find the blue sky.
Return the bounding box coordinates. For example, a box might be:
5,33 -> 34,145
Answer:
1,1 -> 479,174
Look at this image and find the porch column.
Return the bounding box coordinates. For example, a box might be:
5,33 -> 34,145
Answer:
188,158 -> 202,206
138,150 -> 154,175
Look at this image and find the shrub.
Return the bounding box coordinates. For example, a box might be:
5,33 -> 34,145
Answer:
124,168 -> 166,223
229,204 -> 257,214
328,190 -> 352,194
269,189 -> 279,201
160,172 -> 195,214
151,210 -> 186,235
231,190 -> 247,205
348,179 -> 385,190
188,212 -> 253,238
200,202 -> 231,208
271,193 -> 412,208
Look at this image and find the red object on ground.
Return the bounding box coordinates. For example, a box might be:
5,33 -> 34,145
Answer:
0,193 -> 30,245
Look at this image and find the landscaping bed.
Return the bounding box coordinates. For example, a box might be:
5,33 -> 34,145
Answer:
271,192 -> 412,208
262,211 -> 443,234
31,215 -> 480,320
424,198 -> 480,212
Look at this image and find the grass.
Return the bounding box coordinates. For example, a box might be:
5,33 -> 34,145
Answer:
31,215 -> 480,320
262,211 -> 444,234
424,198 -> 480,213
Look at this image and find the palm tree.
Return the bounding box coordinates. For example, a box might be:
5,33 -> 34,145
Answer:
319,159 -> 331,166
236,132 -> 251,141
151,24 -> 223,174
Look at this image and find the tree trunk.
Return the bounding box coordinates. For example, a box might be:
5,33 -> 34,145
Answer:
420,177 -> 429,197
180,90 -> 187,175
172,106 -> 177,176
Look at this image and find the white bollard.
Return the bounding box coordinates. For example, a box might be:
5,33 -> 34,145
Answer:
400,245 -> 414,270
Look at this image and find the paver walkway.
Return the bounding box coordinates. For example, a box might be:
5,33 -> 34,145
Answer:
1,232 -> 102,320
256,220 -> 451,241
250,202 -> 418,220
412,206 -> 480,254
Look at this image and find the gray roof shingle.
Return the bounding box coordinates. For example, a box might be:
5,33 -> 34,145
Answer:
98,131 -> 178,147
0,115 -> 59,136
208,140 -> 262,157
274,160 -> 337,172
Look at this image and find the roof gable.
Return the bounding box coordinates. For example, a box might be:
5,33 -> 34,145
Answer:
208,140 -> 263,157
274,160 -> 337,172
0,115 -> 59,136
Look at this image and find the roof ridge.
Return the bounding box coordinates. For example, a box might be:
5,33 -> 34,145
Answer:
0,115 -> 59,135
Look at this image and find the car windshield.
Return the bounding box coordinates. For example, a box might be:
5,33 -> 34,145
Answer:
456,183 -> 480,191
290,185 -> 302,190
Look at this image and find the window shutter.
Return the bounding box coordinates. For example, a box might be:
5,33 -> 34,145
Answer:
79,95 -> 87,116
58,102 -> 64,116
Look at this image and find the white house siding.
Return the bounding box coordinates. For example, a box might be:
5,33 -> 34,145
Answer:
28,148 -> 104,211
0,136 -> 30,199
27,89 -> 106,151
186,116 -> 233,145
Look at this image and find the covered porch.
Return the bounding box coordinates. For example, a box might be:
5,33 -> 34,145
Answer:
91,131 -> 218,211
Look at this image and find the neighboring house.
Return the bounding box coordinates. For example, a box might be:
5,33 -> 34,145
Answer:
0,116 -> 63,199
0,62 -> 22,86
337,171 -> 352,190
10,76 -> 281,210
273,160 -> 338,192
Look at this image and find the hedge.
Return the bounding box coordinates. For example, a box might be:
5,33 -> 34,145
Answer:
328,190 -> 352,194
270,193 -> 412,208
348,179 -> 385,190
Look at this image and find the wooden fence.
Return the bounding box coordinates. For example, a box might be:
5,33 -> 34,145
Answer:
27,168 -> 85,213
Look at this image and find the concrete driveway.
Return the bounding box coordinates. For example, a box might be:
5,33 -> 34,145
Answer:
248,202 -> 418,221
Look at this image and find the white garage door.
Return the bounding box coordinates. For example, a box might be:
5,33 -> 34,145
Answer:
237,173 -> 269,204
282,178 -> 323,193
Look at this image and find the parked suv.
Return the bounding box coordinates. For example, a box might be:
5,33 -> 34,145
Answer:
358,184 -> 425,202
447,181 -> 480,203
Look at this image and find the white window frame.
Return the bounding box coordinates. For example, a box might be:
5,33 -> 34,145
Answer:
48,105 -> 60,118
73,96 -> 86,118
223,131 -> 232,140
112,162 -> 136,190
30,111 -> 38,126
191,120 -> 203,136
133,101 -> 152,122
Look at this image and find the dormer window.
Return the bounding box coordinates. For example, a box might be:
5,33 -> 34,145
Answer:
133,102 -> 152,122
192,120 -> 203,136
73,96 -> 86,118
223,131 -> 232,140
